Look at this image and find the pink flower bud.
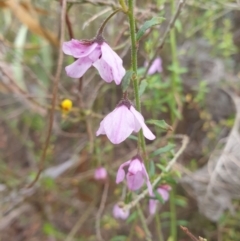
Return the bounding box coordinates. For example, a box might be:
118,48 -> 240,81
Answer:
62,39 -> 125,85
96,100 -> 155,144
149,184 -> 171,215
116,155 -> 153,195
112,204 -> 129,220
94,167 -> 107,180
145,57 -> 162,75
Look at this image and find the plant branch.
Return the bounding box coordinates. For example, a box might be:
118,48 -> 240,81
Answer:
143,0 -> 186,79
127,0 -> 147,162
27,0 -> 67,188
123,135 -> 189,212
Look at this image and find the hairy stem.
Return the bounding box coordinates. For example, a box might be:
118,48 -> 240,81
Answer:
170,185 -> 177,241
127,0 -> 147,164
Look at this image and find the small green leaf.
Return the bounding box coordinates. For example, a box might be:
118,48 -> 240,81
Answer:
152,143 -> 175,156
121,70 -> 133,92
146,119 -> 173,131
139,80 -> 148,96
126,211 -> 138,224
156,163 -> 167,172
136,17 -> 165,41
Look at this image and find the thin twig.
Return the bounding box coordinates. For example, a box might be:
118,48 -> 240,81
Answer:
96,182 -> 109,241
66,202 -> 95,241
137,203 -> 153,241
180,226 -> 200,241
123,135 -> 189,212
27,0 -> 67,188
143,0 -> 186,79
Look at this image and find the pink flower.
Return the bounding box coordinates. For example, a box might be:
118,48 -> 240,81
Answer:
62,38 -> 125,85
113,204 -> 129,220
116,155 -> 153,195
94,167 -> 107,180
144,57 -> 162,75
96,100 -> 155,144
149,185 -> 171,215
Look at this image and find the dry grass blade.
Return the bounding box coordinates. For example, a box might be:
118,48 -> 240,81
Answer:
3,0 -> 59,46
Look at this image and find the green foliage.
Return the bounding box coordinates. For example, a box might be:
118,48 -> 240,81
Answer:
136,16 -> 165,41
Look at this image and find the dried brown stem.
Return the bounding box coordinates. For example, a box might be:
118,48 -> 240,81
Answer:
27,0 -> 67,188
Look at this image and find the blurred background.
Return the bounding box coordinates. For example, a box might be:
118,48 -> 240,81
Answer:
0,0 -> 240,240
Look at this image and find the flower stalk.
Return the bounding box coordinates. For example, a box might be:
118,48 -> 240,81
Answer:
127,0 -> 147,165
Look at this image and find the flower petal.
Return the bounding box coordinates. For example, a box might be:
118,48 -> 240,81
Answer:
141,162 -> 153,196
103,105 -> 135,144
62,39 -> 98,58
99,43 -> 126,85
130,106 -> 156,140
149,199 -> 158,215
96,120 -> 106,135
93,58 -> 114,83
128,158 -> 143,174
157,188 -> 170,202
113,204 -> 129,220
126,171 -> 145,190
147,57 -> 162,75
65,57 -> 92,78
116,160 -> 131,184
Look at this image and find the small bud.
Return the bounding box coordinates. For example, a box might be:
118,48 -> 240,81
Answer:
60,99 -> 73,112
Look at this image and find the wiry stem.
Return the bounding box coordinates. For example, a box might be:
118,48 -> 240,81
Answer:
127,0 -> 147,164
96,8 -> 123,37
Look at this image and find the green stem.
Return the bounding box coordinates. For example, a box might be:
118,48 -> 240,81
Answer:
170,186 -> 177,241
127,0 -> 147,164
169,0 -> 180,123
155,214 -> 164,241
119,0 -> 128,12
137,204 -> 152,241
96,9 -> 123,37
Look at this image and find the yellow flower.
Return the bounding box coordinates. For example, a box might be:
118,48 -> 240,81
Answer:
60,99 -> 73,112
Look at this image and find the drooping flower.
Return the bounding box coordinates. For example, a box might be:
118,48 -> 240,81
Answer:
94,167 -> 107,180
116,155 -> 153,195
112,203 -> 129,220
96,99 -> 155,144
149,184 -> 171,215
62,38 -> 125,85
144,57 -> 162,75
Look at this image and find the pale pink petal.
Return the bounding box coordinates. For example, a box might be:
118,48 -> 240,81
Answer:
88,46 -> 102,62
93,58 -> 114,83
126,171 -> 145,190
99,43 -> 126,85
116,160 -> 131,184
96,120 -> 106,136
65,57 -> 92,78
157,188 -> 170,202
130,106 -> 156,140
149,199 -> 158,215
147,57 -> 162,75
62,39 -> 98,58
103,106 -> 135,144
141,162 -> 153,196
128,158 -> 143,174
94,167 -> 107,180
113,204 -> 129,220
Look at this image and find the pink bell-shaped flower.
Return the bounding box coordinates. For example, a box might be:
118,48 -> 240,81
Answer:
62,38 -> 125,85
96,100 -> 155,144
112,204 -> 129,220
149,184 -> 171,215
144,57 -> 162,75
94,167 -> 107,180
116,155 -> 153,195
